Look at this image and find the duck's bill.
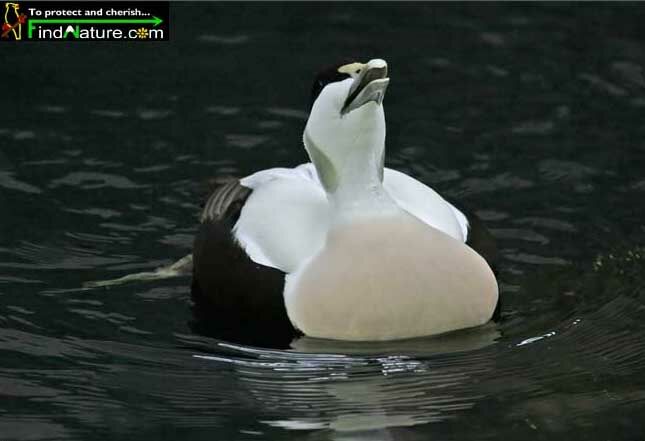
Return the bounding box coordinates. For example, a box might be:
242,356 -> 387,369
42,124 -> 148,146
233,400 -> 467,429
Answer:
341,62 -> 390,115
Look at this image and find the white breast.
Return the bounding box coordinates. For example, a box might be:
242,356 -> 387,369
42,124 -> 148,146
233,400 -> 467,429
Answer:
283,213 -> 498,341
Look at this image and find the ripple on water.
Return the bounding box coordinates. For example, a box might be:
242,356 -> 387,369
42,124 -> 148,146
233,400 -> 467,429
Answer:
0,171 -> 42,194
0,276 -> 44,284
137,109 -> 173,121
205,105 -> 240,116
36,105 -> 67,114
226,134 -> 269,149
64,231 -> 132,245
1,241 -> 137,270
197,34 -> 250,44
502,252 -> 569,266
579,73 -> 628,97
512,217 -> 577,233
13,131 -> 36,140
490,228 -> 550,245
538,159 -> 599,182
50,172 -> 144,190
64,207 -> 122,219
612,61 -> 645,88
266,107 -> 309,120
90,109 -> 126,118
511,120 -> 555,135
187,341 -> 497,431
5,296 -> 645,437
451,172 -> 534,197
133,164 -> 173,173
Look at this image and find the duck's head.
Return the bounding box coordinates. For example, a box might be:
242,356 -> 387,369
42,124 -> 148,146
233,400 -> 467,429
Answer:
304,59 -> 390,192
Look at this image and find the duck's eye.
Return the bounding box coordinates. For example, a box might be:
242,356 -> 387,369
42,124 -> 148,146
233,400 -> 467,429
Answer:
355,69 -> 361,74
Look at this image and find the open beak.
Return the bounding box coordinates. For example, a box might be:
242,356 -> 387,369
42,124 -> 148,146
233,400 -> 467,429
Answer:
341,59 -> 390,115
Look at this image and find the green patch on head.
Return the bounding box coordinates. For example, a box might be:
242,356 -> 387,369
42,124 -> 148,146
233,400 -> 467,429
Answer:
305,132 -> 338,193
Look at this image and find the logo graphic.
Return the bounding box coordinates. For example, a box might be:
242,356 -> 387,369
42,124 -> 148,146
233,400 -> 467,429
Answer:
135,27 -> 148,39
2,2 -> 26,40
0,2 -> 169,42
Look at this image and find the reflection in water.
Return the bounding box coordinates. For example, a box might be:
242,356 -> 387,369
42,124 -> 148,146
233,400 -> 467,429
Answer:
290,324 -> 500,356
1,3 -> 645,440
192,338 -> 498,434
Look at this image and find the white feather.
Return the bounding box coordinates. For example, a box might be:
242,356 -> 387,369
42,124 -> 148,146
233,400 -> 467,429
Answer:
382,168 -> 468,242
235,165 -> 328,273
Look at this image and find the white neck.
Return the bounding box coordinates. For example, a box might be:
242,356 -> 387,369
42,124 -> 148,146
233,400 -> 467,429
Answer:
304,129 -> 400,226
329,139 -> 396,222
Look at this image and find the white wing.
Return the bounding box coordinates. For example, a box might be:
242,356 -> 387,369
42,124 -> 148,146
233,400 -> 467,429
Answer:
382,168 -> 468,242
235,164 -> 328,273
234,163 -> 468,273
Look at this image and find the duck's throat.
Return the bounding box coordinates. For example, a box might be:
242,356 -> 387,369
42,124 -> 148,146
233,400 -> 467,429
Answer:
304,131 -> 397,223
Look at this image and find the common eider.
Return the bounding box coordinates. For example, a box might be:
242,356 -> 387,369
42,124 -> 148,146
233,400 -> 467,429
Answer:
191,59 -> 499,346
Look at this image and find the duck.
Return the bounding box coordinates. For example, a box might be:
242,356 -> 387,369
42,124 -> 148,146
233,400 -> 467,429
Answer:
191,58 -> 499,346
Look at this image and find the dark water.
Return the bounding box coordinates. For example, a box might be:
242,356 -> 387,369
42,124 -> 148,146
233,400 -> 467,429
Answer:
2,3 -> 645,440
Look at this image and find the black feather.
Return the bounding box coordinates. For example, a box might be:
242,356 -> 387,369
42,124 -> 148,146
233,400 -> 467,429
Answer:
309,60 -> 355,109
